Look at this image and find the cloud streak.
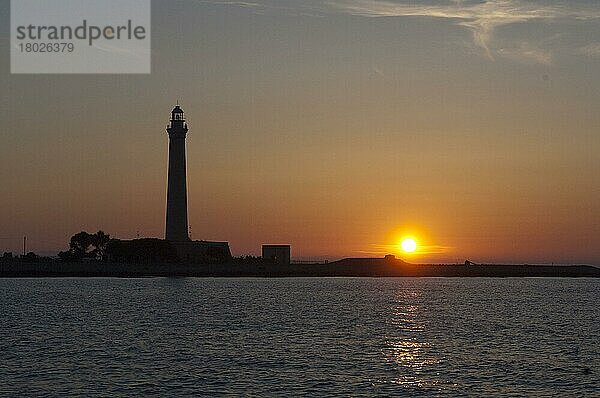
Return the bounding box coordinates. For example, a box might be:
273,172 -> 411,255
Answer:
497,42 -> 553,64
578,42 -> 600,58
369,243 -> 454,256
324,0 -> 600,59
200,0 -> 600,61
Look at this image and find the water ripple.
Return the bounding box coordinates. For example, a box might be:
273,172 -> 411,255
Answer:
0,278 -> 598,396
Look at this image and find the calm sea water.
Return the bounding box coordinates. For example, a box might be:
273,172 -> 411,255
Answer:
0,278 -> 598,397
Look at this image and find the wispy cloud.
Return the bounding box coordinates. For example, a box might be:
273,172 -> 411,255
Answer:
197,0 -> 325,16
198,0 -> 263,9
324,0 -> 600,59
369,243 -> 454,256
200,0 -> 600,62
578,42 -> 600,58
498,42 -> 553,65
92,43 -> 150,56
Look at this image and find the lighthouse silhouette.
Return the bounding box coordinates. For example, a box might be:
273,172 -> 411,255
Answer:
165,105 -> 190,241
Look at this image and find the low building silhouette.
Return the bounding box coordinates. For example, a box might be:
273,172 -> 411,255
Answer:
262,245 -> 291,265
171,240 -> 232,264
106,239 -> 179,263
106,238 -> 231,264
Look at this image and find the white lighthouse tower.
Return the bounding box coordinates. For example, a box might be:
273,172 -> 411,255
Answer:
165,105 -> 190,242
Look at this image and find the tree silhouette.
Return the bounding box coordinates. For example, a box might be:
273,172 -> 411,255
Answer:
22,252 -> 38,262
58,230 -> 111,262
91,231 -> 110,260
69,232 -> 94,259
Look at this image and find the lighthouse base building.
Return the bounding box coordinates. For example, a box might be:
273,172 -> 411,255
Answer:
106,238 -> 231,264
170,240 -> 231,264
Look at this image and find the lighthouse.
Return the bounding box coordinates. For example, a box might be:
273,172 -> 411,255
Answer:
104,104 -> 231,263
165,105 -> 190,241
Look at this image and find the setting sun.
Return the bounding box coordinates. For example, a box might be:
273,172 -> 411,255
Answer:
400,238 -> 417,253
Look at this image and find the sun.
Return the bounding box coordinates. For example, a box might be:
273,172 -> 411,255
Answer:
400,238 -> 417,253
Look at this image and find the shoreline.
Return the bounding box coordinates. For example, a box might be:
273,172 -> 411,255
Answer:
1,258 -> 599,278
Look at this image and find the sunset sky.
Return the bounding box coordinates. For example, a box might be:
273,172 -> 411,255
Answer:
1,0 -> 599,263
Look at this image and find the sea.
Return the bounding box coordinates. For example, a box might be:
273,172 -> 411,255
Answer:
0,278 -> 598,397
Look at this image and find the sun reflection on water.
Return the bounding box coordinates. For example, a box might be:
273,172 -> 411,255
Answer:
377,288 -> 455,392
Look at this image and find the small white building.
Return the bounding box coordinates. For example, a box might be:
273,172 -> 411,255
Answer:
262,245 -> 291,265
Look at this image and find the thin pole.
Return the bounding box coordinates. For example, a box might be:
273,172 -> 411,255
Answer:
23,236 -> 26,256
